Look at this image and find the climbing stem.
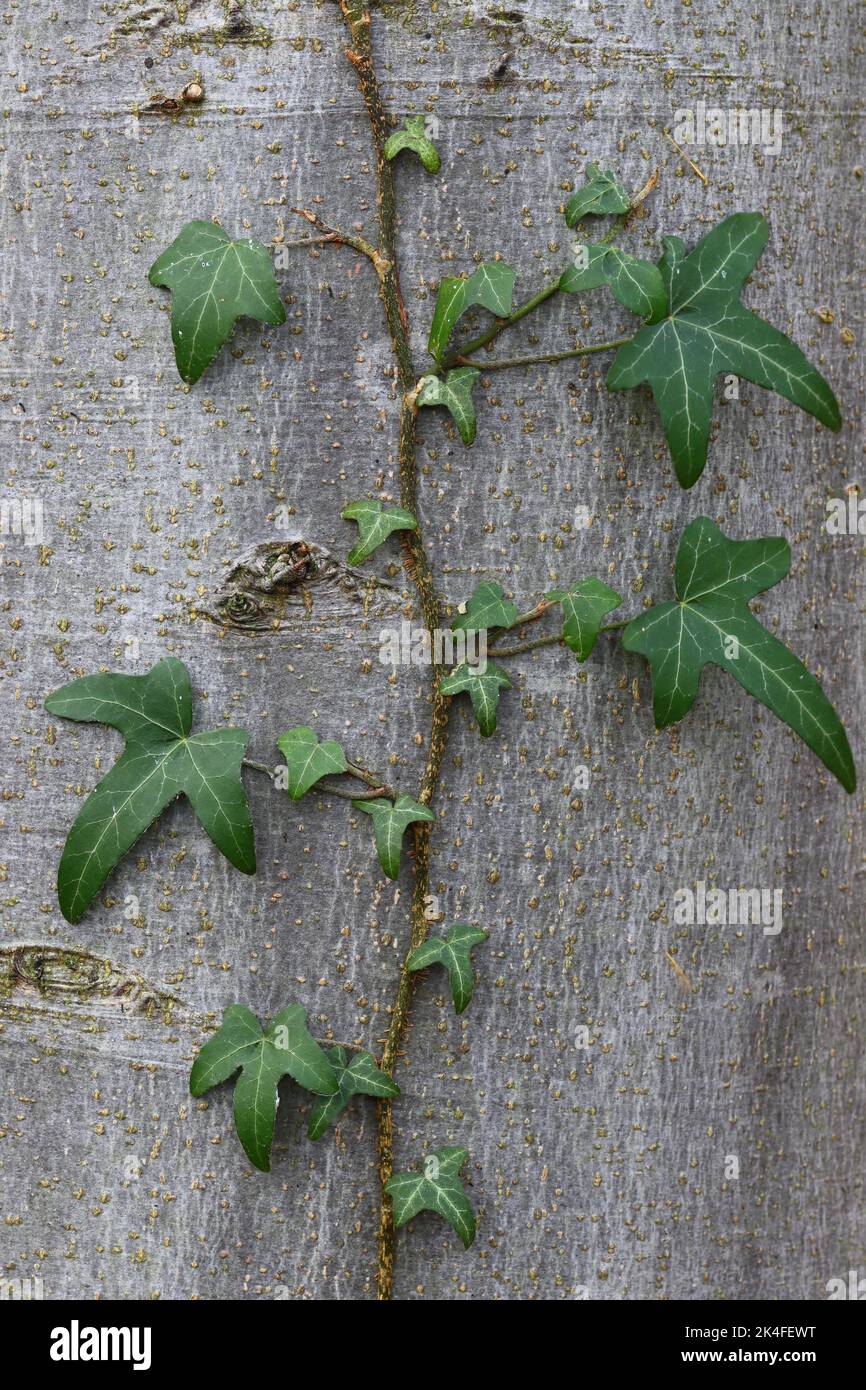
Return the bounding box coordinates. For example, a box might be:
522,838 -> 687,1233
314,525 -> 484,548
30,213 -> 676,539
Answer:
340,0 -> 451,1302
489,619 -> 630,660
456,337 -> 631,372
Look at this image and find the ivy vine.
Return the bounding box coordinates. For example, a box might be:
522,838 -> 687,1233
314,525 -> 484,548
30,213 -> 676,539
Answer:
43,0 -> 852,1300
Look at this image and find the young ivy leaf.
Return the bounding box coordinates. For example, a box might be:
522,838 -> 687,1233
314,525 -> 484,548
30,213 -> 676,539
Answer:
607,213 -> 842,488
622,516 -> 856,793
407,923 -> 488,1014
565,162 -> 630,226
383,115 -> 441,173
148,221 -> 286,385
451,580 -> 518,633
189,1004 -> 337,1172
341,498 -> 417,564
560,245 -> 666,322
428,262 -> 515,363
353,794 -> 435,880
277,726 -> 347,800
386,1146 -> 476,1250
417,368 -> 481,445
545,578 -> 622,660
308,1047 -> 400,1141
440,661 -> 512,738
45,657 -> 255,924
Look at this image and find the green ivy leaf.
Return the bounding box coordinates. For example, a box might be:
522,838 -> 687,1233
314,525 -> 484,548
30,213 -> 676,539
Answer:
407,923 -> 488,1014
277,726 -> 347,800
427,262 -> 515,363
558,243 -> 614,293
308,1047 -> 400,1140
564,162 -> 630,226
417,368 -> 481,445
602,247 -> 667,322
386,1146 -> 476,1249
45,657 -> 255,924
607,213 -> 842,488
341,498 -> 417,564
440,661 -> 512,737
622,517 -> 856,792
353,794 -> 435,880
546,578 -> 622,660
560,244 -> 666,322
383,115 -> 441,173
451,580 -> 518,633
148,220 -> 286,384
190,1004 -> 338,1172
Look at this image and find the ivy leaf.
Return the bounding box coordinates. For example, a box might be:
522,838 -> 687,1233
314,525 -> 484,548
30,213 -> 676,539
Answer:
565,162 -> 630,226
407,923 -> 488,1014
451,580 -> 518,633
308,1047 -> 400,1141
417,368 -> 480,445
148,220 -> 286,384
558,243 -> 614,294
607,213 -> 842,488
383,115 -> 441,173
353,794 -> 435,880
622,516 -> 856,792
560,244 -> 666,322
341,498 -> 417,564
45,657 -> 255,924
427,262 -> 515,363
190,1004 -> 338,1172
602,247 -> 667,321
386,1146 -> 476,1249
440,661 -> 512,737
277,726 -> 347,800
545,578 -> 622,660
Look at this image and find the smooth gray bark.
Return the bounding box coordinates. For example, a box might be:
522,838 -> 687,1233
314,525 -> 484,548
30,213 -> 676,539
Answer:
0,0 -> 863,1300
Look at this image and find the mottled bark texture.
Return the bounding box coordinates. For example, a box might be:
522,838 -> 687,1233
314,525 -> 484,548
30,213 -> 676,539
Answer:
1,0 -> 864,1300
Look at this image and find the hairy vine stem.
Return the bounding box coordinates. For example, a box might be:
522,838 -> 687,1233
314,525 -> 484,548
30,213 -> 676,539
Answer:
333,0 -> 654,1299
339,0 -> 451,1301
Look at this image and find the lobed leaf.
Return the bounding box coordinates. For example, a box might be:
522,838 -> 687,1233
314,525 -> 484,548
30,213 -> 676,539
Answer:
407,923 -> 488,1014
45,657 -> 255,923
417,368 -> 480,445
386,1146 -> 476,1249
148,221 -> 285,384
190,1004 -> 337,1171
564,162 -> 630,226
560,244 -> 666,322
451,580 -> 518,634
440,661 -> 512,737
341,498 -> 417,564
546,578 -> 622,660
383,115 -> 441,173
308,1047 -> 400,1140
606,213 -> 842,487
277,726 -> 347,799
427,262 -> 515,363
622,516 -> 856,792
353,794 -> 435,880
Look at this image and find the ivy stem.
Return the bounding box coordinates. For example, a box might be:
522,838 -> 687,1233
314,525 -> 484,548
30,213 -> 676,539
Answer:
456,337 -> 631,372
489,619 -> 630,660
443,280 -> 559,367
242,757 -> 393,799
340,0 -> 452,1302
440,167 -> 657,371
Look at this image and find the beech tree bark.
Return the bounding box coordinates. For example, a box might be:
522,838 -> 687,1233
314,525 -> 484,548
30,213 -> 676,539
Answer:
1,0 -> 863,1299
